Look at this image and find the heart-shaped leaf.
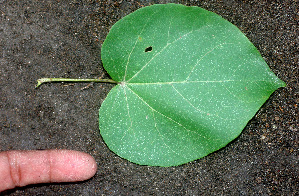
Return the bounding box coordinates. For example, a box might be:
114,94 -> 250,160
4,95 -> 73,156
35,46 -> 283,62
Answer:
99,4 -> 285,166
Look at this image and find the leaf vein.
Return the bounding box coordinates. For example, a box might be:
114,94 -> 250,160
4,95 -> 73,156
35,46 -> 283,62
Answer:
151,110 -> 188,160
125,85 -> 205,138
185,43 -> 233,81
170,84 -> 233,121
126,30 -> 194,82
121,85 -> 134,140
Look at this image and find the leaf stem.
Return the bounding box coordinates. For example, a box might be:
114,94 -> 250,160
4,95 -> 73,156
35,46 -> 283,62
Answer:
35,78 -> 118,88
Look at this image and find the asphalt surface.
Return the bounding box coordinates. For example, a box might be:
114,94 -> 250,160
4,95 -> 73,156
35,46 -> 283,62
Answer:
0,0 -> 297,195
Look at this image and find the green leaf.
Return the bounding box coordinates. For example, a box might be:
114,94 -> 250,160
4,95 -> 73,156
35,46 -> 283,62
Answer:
99,4 -> 286,166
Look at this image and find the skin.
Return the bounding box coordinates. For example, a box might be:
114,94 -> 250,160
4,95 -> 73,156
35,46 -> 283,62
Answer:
0,150 -> 97,192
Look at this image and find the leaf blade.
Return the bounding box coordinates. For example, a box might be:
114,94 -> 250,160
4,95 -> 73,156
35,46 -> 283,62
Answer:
100,4 -> 286,166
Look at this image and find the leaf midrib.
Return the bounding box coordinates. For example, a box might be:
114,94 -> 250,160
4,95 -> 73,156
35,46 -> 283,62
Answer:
123,80 -> 273,86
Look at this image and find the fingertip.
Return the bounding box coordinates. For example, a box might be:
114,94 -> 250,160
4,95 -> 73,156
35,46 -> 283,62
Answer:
49,150 -> 97,182
0,150 -> 97,192
72,151 -> 97,181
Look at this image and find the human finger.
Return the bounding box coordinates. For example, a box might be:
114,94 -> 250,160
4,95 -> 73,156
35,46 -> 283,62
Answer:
0,150 -> 97,192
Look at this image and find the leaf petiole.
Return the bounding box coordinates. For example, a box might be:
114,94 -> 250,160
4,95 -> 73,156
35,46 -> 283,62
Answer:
35,78 -> 118,88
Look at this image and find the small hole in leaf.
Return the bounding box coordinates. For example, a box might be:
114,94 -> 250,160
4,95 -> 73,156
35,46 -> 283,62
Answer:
145,46 -> 152,52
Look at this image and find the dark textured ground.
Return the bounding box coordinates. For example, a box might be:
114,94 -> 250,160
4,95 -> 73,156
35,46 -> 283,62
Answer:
0,0 -> 297,195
